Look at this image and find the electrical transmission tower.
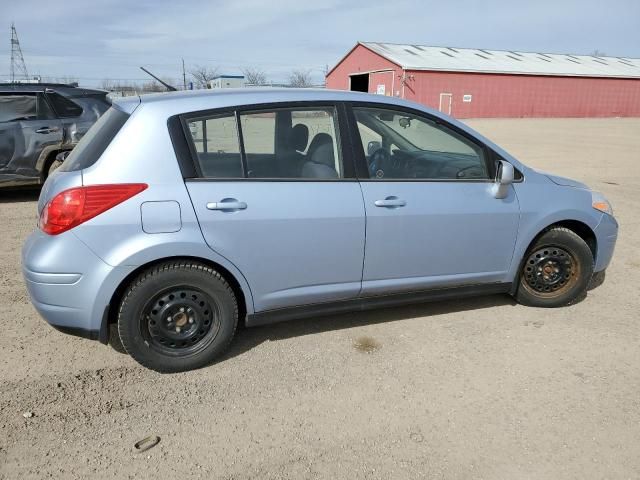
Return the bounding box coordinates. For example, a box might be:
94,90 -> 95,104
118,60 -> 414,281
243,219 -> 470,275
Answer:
10,22 -> 29,82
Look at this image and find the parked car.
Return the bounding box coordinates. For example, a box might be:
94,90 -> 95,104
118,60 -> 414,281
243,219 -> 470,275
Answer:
0,82 -> 110,188
22,89 -> 618,372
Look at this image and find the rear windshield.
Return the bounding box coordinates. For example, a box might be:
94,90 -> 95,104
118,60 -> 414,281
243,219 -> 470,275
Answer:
59,107 -> 129,171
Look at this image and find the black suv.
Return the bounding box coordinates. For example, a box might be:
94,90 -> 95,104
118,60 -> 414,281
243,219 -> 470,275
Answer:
0,83 -> 110,188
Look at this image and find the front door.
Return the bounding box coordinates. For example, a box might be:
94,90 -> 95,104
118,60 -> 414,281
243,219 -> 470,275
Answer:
183,104 -> 366,312
350,104 -> 520,296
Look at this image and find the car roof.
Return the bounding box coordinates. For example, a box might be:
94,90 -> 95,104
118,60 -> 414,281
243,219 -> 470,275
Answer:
0,83 -> 106,96
112,87 -> 424,115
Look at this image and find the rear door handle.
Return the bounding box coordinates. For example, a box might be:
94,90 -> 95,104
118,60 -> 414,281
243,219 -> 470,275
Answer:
35,127 -> 60,134
206,199 -> 247,211
374,197 -> 406,208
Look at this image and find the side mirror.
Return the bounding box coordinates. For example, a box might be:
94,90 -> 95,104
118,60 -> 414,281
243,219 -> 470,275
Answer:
367,141 -> 382,156
491,160 -> 514,199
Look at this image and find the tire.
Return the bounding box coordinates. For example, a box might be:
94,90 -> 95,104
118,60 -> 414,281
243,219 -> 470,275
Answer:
44,151 -> 71,180
516,227 -> 594,308
118,261 -> 238,373
46,157 -> 64,177
108,324 -> 127,354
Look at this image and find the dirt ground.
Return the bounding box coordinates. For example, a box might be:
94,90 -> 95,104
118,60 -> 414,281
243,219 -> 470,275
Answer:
1,118 -> 639,479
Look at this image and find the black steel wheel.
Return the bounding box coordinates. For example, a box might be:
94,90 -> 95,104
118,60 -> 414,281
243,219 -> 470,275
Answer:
516,227 -> 593,308
142,288 -> 221,355
118,261 -> 238,373
521,246 -> 579,297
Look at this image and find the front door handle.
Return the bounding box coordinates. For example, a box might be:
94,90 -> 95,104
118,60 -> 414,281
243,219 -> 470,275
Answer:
206,199 -> 247,211
374,197 -> 406,208
35,127 -> 60,134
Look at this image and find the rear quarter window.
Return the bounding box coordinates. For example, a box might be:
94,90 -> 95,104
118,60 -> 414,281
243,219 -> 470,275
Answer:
46,92 -> 83,118
59,107 -> 129,171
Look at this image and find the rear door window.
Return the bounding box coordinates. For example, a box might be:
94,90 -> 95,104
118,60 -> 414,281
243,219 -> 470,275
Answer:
185,113 -> 243,178
59,107 -> 129,171
182,105 -> 344,180
240,107 -> 342,179
240,106 -> 343,180
0,94 -> 37,123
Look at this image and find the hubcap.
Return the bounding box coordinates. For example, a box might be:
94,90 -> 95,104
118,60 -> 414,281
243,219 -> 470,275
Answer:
523,246 -> 578,295
142,288 -> 220,354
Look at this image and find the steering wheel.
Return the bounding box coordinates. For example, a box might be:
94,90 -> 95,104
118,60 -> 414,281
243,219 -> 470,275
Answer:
455,164 -> 485,179
368,148 -> 391,179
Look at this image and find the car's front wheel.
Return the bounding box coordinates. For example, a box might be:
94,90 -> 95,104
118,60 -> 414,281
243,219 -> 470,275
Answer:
516,227 -> 594,308
117,261 -> 238,373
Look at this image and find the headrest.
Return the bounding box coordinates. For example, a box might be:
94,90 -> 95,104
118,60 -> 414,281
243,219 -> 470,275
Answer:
311,142 -> 335,167
290,124 -> 309,152
307,132 -> 332,154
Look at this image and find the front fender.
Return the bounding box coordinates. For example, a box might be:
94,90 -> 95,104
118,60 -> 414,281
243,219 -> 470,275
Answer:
509,178 -> 602,282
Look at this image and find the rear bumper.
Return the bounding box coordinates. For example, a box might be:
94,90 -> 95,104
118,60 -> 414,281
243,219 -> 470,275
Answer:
22,229 -> 135,341
594,213 -> 618,272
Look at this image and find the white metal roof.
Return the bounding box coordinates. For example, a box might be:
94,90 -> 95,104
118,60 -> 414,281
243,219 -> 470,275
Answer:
359,42 -> 640,79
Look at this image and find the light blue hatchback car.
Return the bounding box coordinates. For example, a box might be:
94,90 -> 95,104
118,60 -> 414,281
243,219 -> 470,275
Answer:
22,89 -> 618,372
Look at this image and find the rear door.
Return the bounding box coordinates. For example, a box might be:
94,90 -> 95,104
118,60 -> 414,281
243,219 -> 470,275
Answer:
182,103 -> 366,312
349,104 -> 520,296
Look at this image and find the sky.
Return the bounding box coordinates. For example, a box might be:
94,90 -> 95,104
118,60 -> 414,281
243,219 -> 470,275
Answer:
1,0 -> 639,88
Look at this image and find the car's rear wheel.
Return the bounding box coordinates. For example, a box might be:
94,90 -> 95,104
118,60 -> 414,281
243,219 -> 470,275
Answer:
516,227 -> 594,308
118,261 -> 238,373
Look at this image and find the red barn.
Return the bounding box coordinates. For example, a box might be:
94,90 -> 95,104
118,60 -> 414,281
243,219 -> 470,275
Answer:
325,42 -> 640,118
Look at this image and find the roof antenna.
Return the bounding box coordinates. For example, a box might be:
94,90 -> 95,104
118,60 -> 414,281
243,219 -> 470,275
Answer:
139,67 -> 178,91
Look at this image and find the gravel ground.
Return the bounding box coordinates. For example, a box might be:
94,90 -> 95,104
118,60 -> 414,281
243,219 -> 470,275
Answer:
1,118 -> 638,479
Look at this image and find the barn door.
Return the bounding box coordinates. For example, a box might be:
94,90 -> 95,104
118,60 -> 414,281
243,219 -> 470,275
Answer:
439,93 -> 452,115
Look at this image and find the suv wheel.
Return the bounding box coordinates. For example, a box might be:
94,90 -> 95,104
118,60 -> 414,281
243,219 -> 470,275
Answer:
44,151 -> 68,179
118,261 -> 238,373
516,227 -> 594,308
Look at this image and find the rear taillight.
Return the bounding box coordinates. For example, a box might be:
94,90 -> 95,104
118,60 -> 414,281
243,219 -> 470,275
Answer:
39,184 -> 148,235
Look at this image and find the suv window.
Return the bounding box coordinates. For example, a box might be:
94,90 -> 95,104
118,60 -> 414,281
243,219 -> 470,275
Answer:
46,92 -> 83,118
187,113 -> 243,178
59,107 -> 129,171
353,106 -> 489,180
37,94 -> 56,120
0,94 -> 37,123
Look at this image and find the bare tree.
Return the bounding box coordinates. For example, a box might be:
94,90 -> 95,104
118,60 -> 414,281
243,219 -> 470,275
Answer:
100,79 -> 115,91
242,67 -> 267,86
590,49 -> 607,57
189,65 -> 219,89
100,79 -> 141,97
288,69 -> 313,88
141,80 -> 165,93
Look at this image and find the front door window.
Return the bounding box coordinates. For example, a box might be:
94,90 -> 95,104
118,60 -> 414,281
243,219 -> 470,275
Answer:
353,106 -> 489,181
